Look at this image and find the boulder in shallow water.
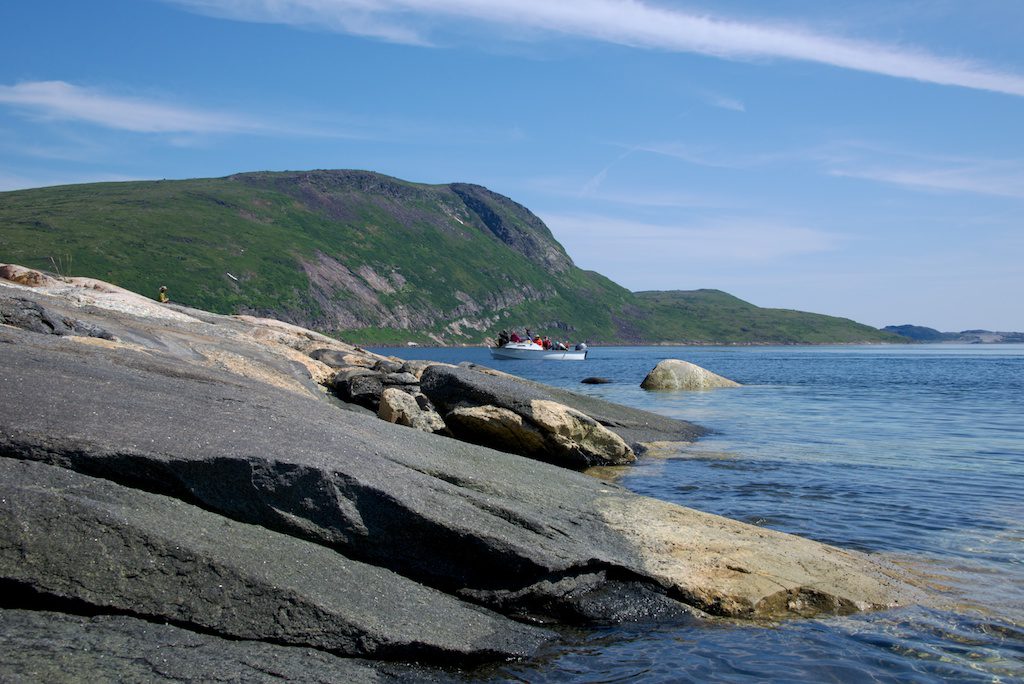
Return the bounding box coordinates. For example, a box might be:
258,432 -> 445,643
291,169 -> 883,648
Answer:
640,359 -> 740,391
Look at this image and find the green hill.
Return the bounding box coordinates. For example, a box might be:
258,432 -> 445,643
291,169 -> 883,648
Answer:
0,170 -> 900,345
633,290 -> 900,344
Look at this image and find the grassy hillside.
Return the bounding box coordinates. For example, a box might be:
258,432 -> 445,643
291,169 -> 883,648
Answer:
0,170 -> 899,345
631,290 -> 903,344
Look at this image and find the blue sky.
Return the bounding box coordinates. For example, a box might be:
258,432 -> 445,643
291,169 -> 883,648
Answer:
2,1 -> 1022,331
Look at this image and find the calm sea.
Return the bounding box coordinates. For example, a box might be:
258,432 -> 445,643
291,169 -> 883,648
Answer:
370,344 -> 1024,682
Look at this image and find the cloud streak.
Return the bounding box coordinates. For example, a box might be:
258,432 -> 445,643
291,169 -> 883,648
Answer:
0,81 -> 266,134
542,213 -> 843,263
165,0 -> 1024,96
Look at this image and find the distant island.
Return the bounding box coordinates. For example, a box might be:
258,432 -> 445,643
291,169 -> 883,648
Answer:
0,169 -> 904,346
883,325 -> 1024,344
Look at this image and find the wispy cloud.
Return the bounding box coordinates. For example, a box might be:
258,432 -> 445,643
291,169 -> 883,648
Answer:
698,90 -> 746,112
816,141 -> 1024,199
631,141 -> 779,170
542,213 -> 843,262
0,81 -> 267,134
164,0 -> 1024,97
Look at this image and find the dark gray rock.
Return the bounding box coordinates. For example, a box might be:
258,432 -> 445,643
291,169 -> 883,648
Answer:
0,459 -> 550,662
348,373 -> 386,409
0,609 -> 457,683
383,371 -> 420,386
373,359 -> 404,374
401,359 -> 437,379
331,367 -> 382,404
0,294 -> 114,340
421,363 -> 705,450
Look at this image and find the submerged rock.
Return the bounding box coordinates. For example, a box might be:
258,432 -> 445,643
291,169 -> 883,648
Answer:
640,359 -> 741,391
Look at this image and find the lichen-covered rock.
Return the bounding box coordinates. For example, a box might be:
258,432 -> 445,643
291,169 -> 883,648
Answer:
441,400 -> 634,468
528,400 -> 635,466
378,387 -> 447,433
640,359 -> 741,391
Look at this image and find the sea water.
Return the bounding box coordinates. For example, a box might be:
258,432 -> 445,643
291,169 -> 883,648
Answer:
370,344 -> 1024,682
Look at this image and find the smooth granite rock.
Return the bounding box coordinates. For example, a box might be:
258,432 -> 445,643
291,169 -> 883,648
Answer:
640,359 -> 741,391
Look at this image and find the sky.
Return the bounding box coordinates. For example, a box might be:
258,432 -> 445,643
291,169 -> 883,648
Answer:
1,1 -> 1022,331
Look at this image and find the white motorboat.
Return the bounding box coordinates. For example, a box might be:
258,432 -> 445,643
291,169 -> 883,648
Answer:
489,341 -> 588,360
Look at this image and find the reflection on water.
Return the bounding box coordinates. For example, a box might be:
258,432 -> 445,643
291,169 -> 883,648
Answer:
372,345 -> 1024,681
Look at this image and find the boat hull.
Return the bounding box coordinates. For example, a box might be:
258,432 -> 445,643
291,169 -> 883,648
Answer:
490,345 -> 587,360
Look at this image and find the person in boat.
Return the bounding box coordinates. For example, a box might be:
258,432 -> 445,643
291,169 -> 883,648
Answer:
542,336 -> 552,350
497,329 -> 510,347
533,335 -> 543,347
509,330 -> 521,343
555,340 -> 568,351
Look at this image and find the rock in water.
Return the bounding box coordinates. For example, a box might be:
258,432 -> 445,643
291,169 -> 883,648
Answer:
640,359 -> 741,390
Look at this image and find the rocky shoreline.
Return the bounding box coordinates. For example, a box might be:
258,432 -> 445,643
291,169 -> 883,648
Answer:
0,265 -> 922,679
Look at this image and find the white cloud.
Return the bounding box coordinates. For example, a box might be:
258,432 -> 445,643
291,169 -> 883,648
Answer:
164,0 -> 1024,97
829,164 -> 1024,199
542,213 -> 843,263
0,81 -> 266,134
815,141 -> 1024,199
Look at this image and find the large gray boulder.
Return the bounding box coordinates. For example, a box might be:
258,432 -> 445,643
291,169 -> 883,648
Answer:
0,458 -> 550,662
641,359 -> 741,391
443,400 -> 635,468
420,363 -> 705,457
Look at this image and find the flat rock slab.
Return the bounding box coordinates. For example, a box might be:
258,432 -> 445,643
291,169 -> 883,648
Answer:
0,458 -> 550,662
0,609 -> 457,683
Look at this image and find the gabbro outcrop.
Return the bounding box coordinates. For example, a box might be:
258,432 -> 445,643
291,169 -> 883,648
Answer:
0,265 -> 923,678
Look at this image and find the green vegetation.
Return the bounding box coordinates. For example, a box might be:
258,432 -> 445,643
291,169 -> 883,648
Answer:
632,290 -> 904,344
0,170 -> 901,345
